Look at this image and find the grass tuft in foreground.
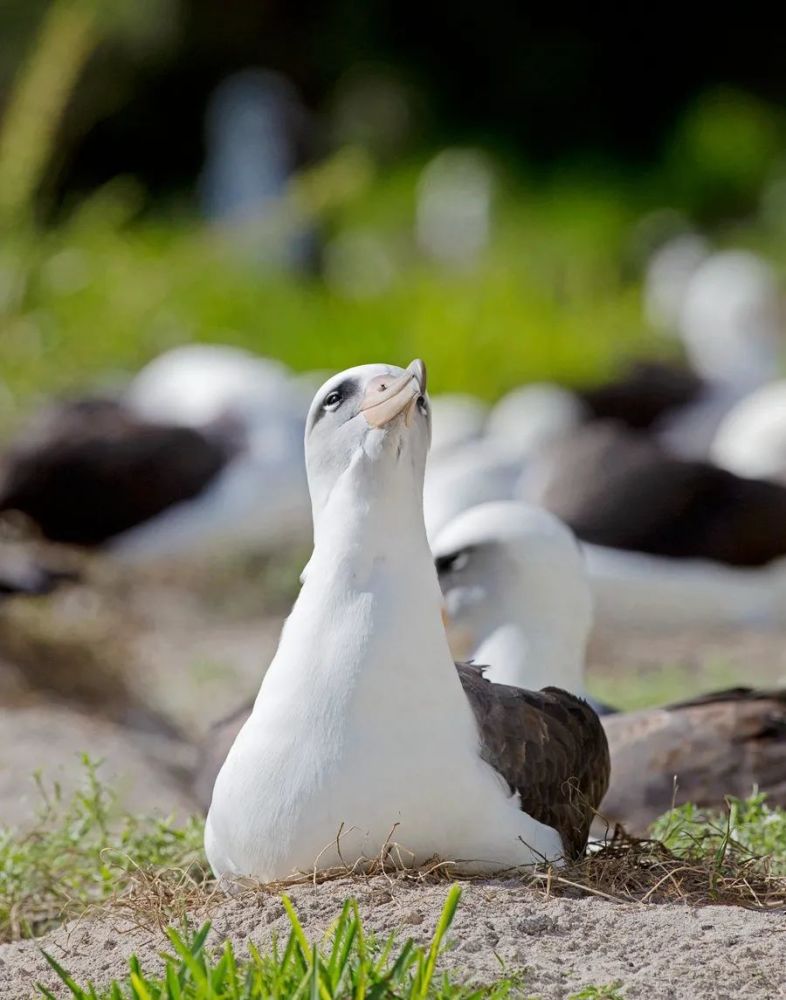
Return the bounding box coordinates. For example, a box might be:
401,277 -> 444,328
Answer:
36,886 -> 518,1000
0,756 -> 207,942
35,885 -> 620,1000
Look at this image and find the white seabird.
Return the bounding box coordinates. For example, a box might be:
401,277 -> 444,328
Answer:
655,249 -> 783,459
423,384 -> 587,543
205,360 -> 609,879
423,438 -> 524,544
427,501 -> 786,831
0,345 -> 312,558
428,392 -> 489,455
711,379 -> 786,485
114,345 -> 312,558
432,501 -> 592,698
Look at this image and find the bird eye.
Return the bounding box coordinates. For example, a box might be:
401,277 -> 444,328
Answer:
435,549 -> 471,575
417,395 -> 428,416
322,390 -> 343,411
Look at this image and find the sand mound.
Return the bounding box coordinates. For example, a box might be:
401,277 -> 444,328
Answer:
1,878 -> 784,999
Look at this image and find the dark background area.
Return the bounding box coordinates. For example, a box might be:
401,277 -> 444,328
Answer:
4,2 -> 786,203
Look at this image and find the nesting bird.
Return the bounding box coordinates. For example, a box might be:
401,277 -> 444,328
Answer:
205,360 -> 609,879
431,502 -> 593,699
430,500 -> 786,832
0,345 -> 311,559
527,421 -> 786,568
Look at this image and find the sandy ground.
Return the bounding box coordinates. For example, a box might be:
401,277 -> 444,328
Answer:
0,703 -> 197,825
589,624 -> 786,693
1,878 -> 785,999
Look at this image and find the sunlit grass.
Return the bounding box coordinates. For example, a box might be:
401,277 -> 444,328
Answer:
0,757 -> 206,942
587,659 -> 741,712
651,792 -> 786,874
4,758 -> 786,950
38,887 -> 498,1000
0,169 -> 655,428
4,762 -> 786,999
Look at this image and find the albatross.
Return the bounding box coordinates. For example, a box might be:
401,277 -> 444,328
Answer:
0,345 -> 311,557
525,421 -> 786,568
204,360 -> 609,879
429,499 -> 786,832
431,501 -> 594,699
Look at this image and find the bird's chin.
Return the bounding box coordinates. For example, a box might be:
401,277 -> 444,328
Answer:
362,413 -> 413,460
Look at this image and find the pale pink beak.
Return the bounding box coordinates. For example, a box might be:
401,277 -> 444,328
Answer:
359,359 -> 427,428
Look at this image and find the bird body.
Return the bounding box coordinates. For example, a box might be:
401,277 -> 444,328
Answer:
0,398 -> 237,547
206,362 -> 608,879
602,688 -> 786,834
584,544 -> 786,629
0,346 -> 311,557
433,502 -> 591,696
430,499 -> 786,830
528,422 -> 786,568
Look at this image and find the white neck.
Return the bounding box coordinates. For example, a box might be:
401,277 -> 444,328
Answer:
471,600 -> 587,696
259,440 -> 472,720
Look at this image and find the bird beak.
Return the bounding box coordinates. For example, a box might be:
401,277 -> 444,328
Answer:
442,611 -> 476,660
359,359 -> 427,428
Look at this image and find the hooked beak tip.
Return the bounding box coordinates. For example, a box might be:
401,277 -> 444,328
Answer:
408,359 -> 427,394
359,362 -> 427,429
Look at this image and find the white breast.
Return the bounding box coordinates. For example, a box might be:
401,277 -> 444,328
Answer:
206,548 -> 563,879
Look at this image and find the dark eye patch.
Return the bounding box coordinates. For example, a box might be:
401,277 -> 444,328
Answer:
434,547 -> 473,575
309,378 -> 357,431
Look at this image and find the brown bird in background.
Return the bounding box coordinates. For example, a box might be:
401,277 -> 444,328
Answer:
529,421 -> 786,567
601,688 -> 786,835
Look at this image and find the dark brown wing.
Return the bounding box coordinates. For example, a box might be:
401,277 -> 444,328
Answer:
665,686 -> 782,710
577,360 -> 704,430
534,422 -> 786,567
0,398 -> 240,546
457,663 -> 610,859
601,688 -> 786,835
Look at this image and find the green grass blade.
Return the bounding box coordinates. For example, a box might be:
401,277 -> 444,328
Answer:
165,962 -> 182,999
129,971 -> 154,1000
350,900 -> 368,1000
282,894 -> 314,962
282,925 -> 308,976
222,939 -> 240,1000
39,949 -> 87,997
164,926 -> 210,988
327,901 -> 358,991
309,943 -> 321,1000
414,884 -> 462,999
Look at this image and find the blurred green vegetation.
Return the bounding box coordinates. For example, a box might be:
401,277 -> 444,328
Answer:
0,170 -> 652,423
3,4 -> 786,430
2,147 -> 785,431
587,660 -> 742,713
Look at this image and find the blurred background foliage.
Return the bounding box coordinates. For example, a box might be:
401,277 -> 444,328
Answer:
3,1 -> 786,425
